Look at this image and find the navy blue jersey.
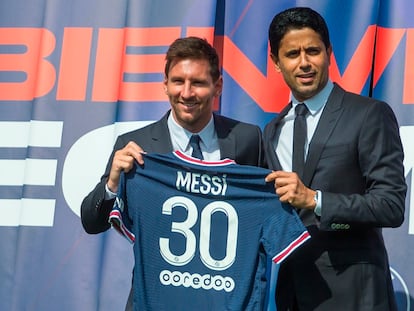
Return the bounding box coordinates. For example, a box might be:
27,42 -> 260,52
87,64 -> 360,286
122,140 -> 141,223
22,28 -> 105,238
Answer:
109,151 -> 310,311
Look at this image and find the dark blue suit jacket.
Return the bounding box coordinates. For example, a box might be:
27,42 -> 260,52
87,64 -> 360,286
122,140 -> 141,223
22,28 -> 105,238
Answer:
81,111 -> 264,310
81,111 -> 264,233
264,83 -> 406,310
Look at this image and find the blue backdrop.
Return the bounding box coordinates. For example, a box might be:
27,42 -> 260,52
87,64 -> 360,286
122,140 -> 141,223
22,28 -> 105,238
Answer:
0,0 -> 413,310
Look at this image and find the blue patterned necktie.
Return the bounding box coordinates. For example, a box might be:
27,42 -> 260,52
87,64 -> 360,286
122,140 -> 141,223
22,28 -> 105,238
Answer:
189,134 -> 204,160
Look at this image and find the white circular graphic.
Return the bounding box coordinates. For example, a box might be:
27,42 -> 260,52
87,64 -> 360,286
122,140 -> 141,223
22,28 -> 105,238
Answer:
62,121 -> 154,217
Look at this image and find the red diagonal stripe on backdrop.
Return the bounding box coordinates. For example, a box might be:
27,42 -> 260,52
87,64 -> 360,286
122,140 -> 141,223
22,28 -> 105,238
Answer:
404,29 -> 414,104
228,0 -> 254,38
222,25 -> 378,113
373,27 -> 405,87
222,35 -> 289,113
330,25 -> 376,94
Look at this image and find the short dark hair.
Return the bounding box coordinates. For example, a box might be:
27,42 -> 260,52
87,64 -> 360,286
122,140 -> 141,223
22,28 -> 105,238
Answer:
268,7 -> 331,56
164,36 -> 221,82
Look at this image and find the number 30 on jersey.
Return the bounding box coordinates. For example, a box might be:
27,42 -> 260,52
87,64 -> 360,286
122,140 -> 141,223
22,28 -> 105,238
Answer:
159,196 -> 238,271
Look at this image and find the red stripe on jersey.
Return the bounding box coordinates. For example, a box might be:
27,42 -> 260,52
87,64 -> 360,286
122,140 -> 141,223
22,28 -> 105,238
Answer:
173,150 -> 235,166
109,210 -> 135,243
272,231 -> 310,264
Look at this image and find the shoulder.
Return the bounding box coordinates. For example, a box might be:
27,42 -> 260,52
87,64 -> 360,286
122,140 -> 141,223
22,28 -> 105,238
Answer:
329,84 -> 399,130
112,113 -> 170,152
332,83 -> 393,112
117,113 -> 168,141
119,120 -> 162,139
213,113 -> 261,133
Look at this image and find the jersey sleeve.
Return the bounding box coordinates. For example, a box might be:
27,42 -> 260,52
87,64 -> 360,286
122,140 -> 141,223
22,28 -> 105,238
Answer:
108,172 -> 135,243
263,203 -> 310,264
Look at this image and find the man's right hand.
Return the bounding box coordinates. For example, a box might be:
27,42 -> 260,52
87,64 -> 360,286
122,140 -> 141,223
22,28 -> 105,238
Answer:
107,141 -> 145,193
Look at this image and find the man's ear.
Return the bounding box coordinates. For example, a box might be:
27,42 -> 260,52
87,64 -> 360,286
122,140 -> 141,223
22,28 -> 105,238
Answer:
214,76 -> 223,97
326,45 -> 332,65
270,53 -> 281,72
163,77 -> 168,94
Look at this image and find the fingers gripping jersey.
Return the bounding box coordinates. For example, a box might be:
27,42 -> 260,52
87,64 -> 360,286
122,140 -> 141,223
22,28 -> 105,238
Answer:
109,151 -> 310,311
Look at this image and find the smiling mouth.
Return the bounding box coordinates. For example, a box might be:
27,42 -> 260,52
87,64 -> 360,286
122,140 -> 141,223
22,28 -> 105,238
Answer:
180,101 -> 198,108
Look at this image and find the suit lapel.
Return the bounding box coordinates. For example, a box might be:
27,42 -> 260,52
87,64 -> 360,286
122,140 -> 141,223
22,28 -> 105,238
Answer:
266,103 -> 292,170
303,84 -> 345,185
214,114 -> 237,159
150,111 -> 174,153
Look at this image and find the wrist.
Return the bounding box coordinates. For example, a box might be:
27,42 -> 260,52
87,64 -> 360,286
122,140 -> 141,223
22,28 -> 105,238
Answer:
106,180 -> 118,194
314,190 -> 322,216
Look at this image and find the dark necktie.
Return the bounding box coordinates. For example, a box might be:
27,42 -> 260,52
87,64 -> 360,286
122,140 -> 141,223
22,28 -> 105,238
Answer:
189,134 -> 204,160
292,103 -> 309,178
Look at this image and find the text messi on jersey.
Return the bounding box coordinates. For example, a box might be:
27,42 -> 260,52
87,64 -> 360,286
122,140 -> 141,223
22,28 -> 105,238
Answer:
176,171 -> 228,196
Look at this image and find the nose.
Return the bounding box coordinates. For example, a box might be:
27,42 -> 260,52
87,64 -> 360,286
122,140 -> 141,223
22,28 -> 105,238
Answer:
181,81 -> 194,98
299,52 -> 311,69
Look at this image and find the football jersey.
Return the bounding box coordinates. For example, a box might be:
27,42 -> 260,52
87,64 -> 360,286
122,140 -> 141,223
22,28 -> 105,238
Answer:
109,151 -> 310,311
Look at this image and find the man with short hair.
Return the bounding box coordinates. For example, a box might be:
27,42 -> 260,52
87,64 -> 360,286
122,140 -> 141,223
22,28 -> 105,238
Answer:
264,7 -> 406,310
81,36 -> 265,310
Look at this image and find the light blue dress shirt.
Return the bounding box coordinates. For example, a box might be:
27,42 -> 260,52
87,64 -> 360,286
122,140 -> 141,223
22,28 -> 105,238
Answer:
106,113 -> 221,199
274,80 -> 334,215
167,113 -> 220,161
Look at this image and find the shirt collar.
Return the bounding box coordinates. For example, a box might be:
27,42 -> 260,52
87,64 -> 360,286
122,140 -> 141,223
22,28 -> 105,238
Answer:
291,80 -> 334,115
167,113 -> 215,150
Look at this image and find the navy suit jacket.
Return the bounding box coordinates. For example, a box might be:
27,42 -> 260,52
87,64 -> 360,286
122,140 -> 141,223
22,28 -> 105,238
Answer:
264,83 -> 406,310
81,111 -> 264,310
81,111 -> 264,233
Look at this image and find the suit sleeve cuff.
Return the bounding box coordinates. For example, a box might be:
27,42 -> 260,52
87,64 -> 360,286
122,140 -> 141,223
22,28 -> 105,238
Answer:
105,183 -> 117,200
314,190 -> 322,216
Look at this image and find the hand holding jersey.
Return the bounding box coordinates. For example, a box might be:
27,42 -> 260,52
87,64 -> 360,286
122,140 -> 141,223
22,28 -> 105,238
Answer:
109,151 -> 310,310
106,141 -> 146,193
81,37 -> 266,310
265,170 -> 317,210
